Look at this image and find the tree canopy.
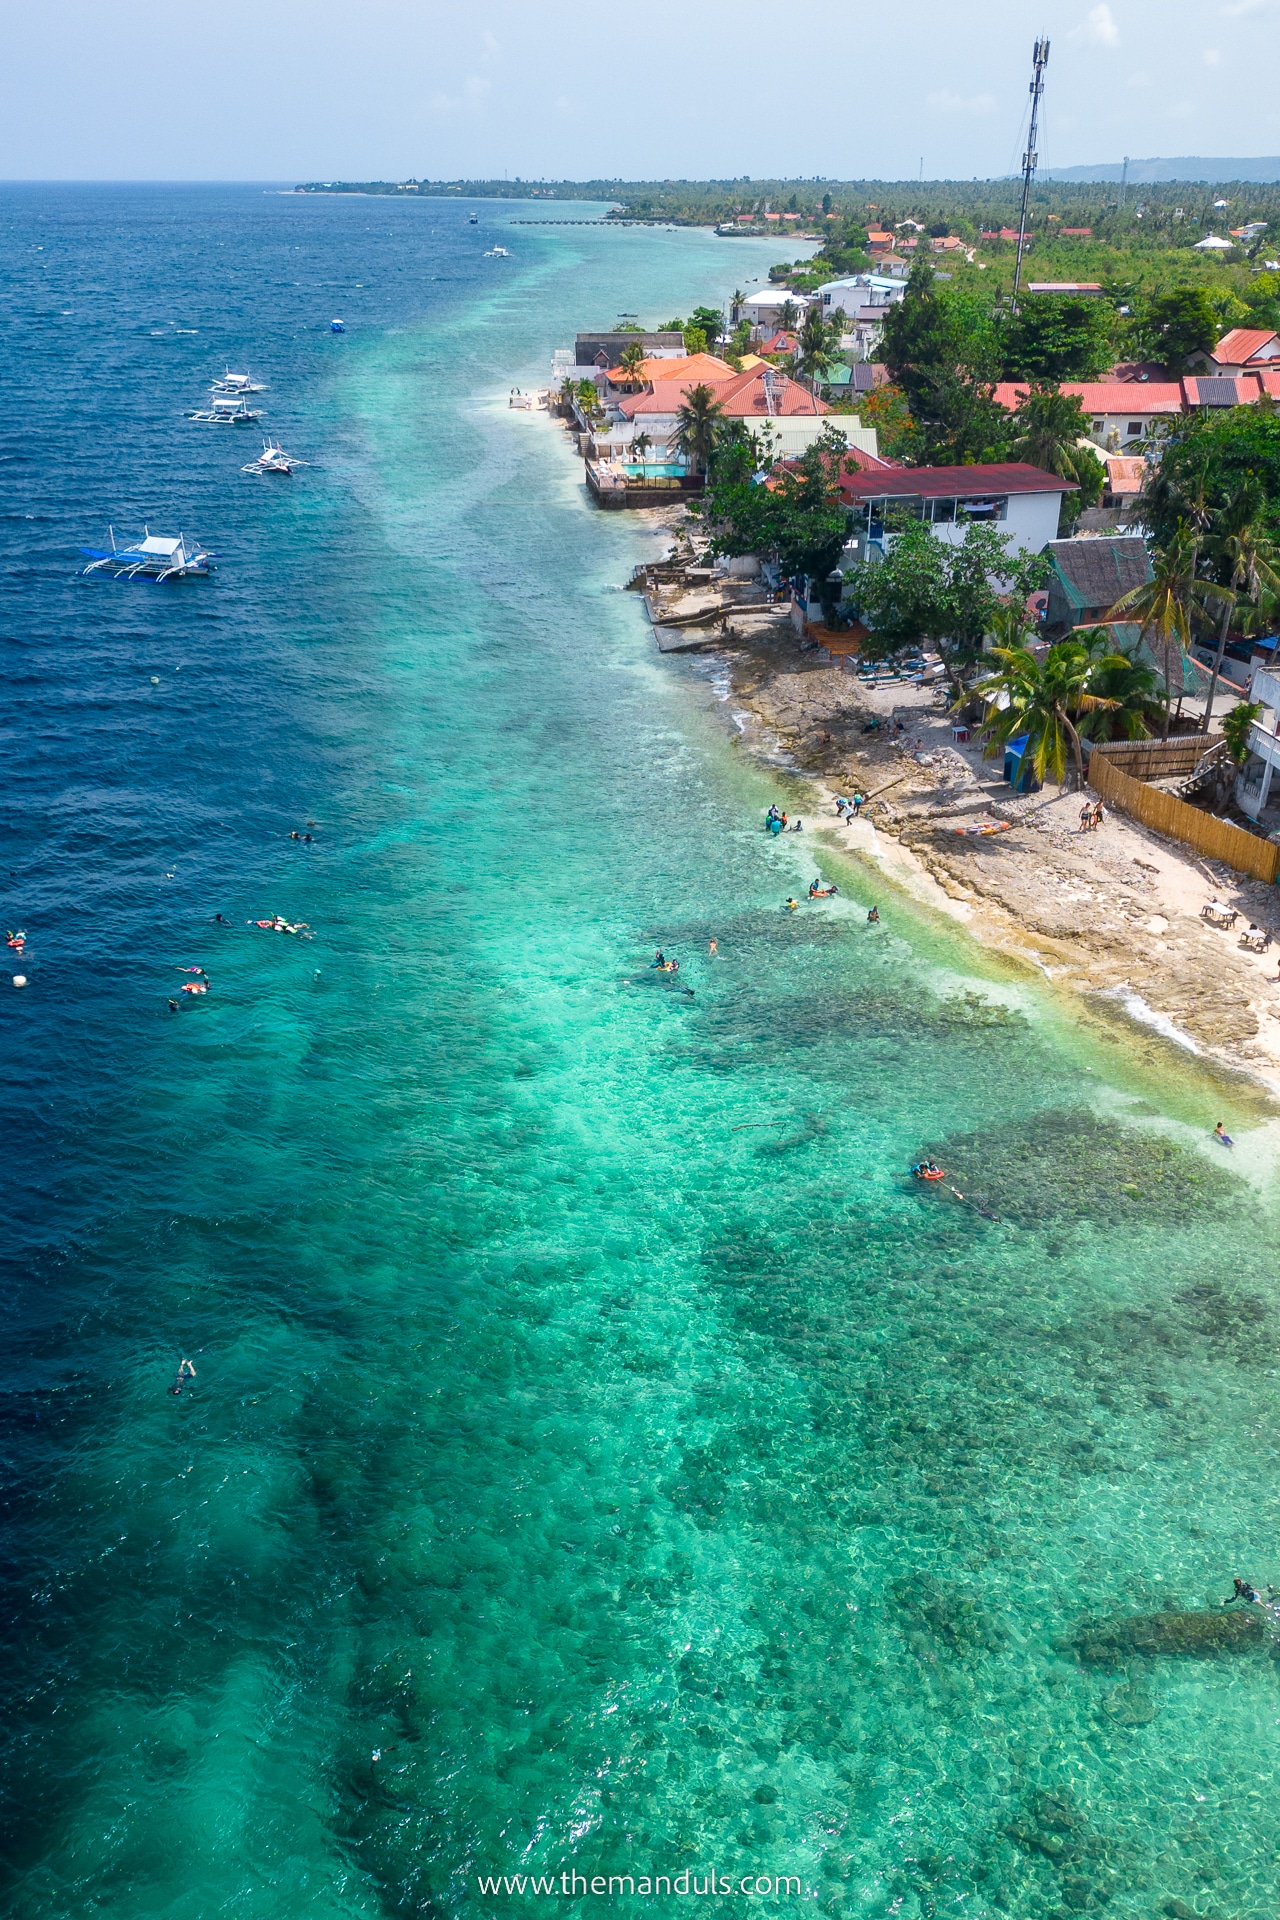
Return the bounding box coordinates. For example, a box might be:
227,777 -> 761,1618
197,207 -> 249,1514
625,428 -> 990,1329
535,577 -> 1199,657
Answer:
846,520 -> 1050,692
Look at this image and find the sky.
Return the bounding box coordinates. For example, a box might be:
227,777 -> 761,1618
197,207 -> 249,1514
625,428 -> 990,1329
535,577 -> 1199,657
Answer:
1,0 -> 1276,183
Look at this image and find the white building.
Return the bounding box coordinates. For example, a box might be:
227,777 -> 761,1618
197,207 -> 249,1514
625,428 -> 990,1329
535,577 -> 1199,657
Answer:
1237,664 -> 1280,816
838,462 -> 1074,561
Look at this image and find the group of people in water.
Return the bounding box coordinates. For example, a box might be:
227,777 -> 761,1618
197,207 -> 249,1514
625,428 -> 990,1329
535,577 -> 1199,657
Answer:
765,807 -> 802,835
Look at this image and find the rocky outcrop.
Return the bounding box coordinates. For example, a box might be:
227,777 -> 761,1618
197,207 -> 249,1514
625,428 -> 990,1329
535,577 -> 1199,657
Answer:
1068,1606 -> 1267,1663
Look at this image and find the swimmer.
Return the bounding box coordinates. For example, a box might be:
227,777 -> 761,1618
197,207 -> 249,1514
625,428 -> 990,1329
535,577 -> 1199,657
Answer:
1213,1121 -> 1234,1146
653,949 -> 666,968
1224,1575 -> 1261,1605
290,830 -> 300,840
213,913 -> 228,925
867,906 -> 880,924
167,998 -> 180,1013
6,930 -> 26,950
784,898 -> 799,913
181,981 -> 207,995
791,818 -> 803,832
168,1357 -> 197,1397
708,939 -> 718,957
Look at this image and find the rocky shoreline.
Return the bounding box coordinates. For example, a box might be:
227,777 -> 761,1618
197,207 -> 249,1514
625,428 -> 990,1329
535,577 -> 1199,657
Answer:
692,609 -> 1280,1095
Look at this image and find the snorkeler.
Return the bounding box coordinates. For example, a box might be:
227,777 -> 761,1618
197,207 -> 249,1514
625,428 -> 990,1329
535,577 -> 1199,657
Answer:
168,1357 -> 197,1397
784,898 -> 799,913
1213,1122 -> 1234,1146
1224,1575 -> 1261,1605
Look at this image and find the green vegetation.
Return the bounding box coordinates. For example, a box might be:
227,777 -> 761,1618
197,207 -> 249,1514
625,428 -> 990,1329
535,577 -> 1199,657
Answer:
672,385 -> 725,477
845,520 -> 1049,696
972,638 -> 1109,788
698,423 -> 851,619
1110,526 -> 1232,738
1223,698 -> 1264,764
1006,387 -> 1105,533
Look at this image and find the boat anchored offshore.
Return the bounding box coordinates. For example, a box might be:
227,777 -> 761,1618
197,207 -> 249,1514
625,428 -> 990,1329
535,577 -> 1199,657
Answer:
79,527 -> 213,581
330,318 -> 345,332
242,440 -> 300,475
189,395 -> 263,424
210,369 -> 266,395
483,246 -> 511,258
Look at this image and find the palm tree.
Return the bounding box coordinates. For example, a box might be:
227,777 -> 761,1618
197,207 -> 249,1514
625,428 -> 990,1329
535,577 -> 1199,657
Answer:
1200,481 -> 1280,732
631,431 -> 653,469
1072,632 -> 1163,742
618,342 -> 647,388
793,304 -> 836,393
672,384 -> 724,477
778,298 -> 799,333
970,639 -> 1116,790
1108,525 -> 1232,740
1007,384 -> 1105,518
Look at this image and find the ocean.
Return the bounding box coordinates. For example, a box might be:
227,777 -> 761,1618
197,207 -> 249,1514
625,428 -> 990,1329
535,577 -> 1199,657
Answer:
2,183 -> 1280,1920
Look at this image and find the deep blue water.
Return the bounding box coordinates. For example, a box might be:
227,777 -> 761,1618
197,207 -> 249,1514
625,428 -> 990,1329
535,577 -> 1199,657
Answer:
3,184 -> 1280,1920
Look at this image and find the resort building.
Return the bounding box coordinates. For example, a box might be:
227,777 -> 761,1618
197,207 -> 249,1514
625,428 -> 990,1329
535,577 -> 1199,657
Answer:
594,365 -> 879,466
1191,327 -> 1280,373
837,463 -> 1075,561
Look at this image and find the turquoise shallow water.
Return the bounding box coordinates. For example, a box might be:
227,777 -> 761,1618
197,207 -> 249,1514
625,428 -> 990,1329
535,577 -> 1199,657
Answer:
4,187 -> 1280,1920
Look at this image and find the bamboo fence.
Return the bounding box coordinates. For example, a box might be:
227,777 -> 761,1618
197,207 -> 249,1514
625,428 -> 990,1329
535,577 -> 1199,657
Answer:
1086,735 -> 1224,782
1087,745 -> 1280,884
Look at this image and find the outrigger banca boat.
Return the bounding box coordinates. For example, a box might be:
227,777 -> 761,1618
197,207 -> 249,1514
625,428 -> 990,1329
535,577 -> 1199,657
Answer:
211,369 -> 266,395
79,528 -> 213,581
189,395 -> 263,424
242,440 -> 300,475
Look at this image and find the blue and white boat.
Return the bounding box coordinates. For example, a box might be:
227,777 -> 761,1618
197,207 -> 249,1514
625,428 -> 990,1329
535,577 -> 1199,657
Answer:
189,395 -> 263,424
210,368 -> 266,395
79,528 -> 213,581
330,318 -> 345,333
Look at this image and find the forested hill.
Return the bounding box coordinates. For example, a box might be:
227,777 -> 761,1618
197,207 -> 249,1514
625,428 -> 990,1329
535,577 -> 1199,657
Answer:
1045,158 -> 1280,185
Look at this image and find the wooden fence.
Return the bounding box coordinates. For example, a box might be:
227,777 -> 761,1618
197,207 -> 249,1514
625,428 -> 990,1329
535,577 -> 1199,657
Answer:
1087,747 -> 1280,884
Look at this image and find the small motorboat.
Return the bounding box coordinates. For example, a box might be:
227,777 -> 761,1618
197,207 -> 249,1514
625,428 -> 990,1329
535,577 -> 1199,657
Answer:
79,527 -> 213,581
189,395 -> 263,424
210,369 -> 265,394
483,246 -> 511,258
330,318 -> 345,333
242,440 -> 299,476
469,212 -> 479,224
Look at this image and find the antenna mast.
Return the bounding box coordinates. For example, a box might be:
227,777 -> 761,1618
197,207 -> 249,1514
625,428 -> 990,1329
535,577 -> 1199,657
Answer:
1012,36 -> 1050,310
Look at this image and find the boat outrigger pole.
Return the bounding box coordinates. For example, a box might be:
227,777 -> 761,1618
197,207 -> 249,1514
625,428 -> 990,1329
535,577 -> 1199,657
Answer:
1011,36 -> 1050,313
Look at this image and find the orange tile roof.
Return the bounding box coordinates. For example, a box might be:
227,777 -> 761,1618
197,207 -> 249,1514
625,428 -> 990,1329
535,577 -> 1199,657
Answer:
607,352 -> 734,385
1213,327 -> 1279,364
620,366 -> 829,420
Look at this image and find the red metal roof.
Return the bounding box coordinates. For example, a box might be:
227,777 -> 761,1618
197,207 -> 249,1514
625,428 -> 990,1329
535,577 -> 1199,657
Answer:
838,462 -> 1074,500
1213,327 -> 1279,364
992,381 -> 1184,414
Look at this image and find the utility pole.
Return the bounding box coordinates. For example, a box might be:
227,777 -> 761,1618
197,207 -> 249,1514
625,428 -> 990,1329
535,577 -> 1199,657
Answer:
1011,36 -> 1050,311
1119,155 -> 1129,209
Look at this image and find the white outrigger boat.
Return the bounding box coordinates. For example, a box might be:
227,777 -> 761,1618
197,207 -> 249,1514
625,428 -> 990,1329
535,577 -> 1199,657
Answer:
483,245 -> 511,258
189,395 -> 263,424
79,527 -> 213,581
211,369 -> 266,394
242,440 -> 300,475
